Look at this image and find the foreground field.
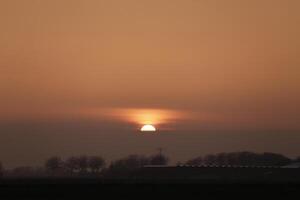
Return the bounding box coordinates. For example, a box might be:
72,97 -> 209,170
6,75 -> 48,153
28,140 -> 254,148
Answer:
0,178 -> 299,199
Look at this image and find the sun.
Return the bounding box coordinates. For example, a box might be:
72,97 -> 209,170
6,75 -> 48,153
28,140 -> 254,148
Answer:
140,124 -> 156,132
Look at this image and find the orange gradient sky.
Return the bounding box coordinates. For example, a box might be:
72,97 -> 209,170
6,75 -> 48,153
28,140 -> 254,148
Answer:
0,0 -> 300,167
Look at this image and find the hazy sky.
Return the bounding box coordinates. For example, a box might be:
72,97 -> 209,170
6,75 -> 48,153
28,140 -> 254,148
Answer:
0,0 -> 300,167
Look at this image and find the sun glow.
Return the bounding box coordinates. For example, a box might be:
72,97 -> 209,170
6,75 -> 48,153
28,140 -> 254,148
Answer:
83,108 -> 190,131
113,108 -> 184,126
141,124 -> 156,132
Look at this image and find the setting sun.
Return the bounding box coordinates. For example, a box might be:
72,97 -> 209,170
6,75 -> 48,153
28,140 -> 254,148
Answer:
140,124 -> 156,132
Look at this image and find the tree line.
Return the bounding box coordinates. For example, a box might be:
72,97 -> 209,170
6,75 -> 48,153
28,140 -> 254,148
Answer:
0,151 -> 299,178
185,152 -> 292,166
0,153 -> 169,178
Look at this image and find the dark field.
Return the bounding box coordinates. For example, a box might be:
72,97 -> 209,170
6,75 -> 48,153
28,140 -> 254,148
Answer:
0,178 -> 300,199
2,166 -> 300,199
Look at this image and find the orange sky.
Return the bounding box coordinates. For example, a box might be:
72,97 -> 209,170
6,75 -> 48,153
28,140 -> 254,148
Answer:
0,0 -> 300,167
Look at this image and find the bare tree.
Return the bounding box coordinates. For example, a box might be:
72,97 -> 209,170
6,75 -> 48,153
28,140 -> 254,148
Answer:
110,155 -> 150,171
187,152 -> 292,167
150,154 -> 169,165
78,156 -> 88,173
294,156 -> 300,162
203,154 -> 217,165
45,156 -> 63,172
0,162 -> 3,178
261,152 -> 291,166
186,156 -> 203,166
89,156 -> 105,173
65,156 -> 80,173
11,166 -> 38,177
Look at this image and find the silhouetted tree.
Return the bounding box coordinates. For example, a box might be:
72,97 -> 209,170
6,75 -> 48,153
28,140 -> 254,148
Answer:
45,156 -> 63,172
109,155 -> 150,171
176,161 -> 183,166
106,155 -> 151,178
260,152 -> 291,166
150,154 -> 169,165
78,156 -> 89,173
65,156 -> 80,173
187,152 -> 292,167
294,156 -> 300,162
88,156 -> 105,173
215,153 -> 229,165
11,166 -> 41,177
186,156 -> 203,165
203,154 -> 217,165
0,162 -> 3,178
